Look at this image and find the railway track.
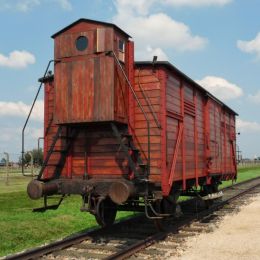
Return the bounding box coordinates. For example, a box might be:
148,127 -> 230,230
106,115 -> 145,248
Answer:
5,177 -> 260,260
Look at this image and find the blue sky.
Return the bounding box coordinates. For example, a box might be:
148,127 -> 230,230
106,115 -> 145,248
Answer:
0,0 -> 260,160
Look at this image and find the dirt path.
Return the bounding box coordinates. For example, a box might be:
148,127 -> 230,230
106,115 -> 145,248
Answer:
171,194 -> 260,260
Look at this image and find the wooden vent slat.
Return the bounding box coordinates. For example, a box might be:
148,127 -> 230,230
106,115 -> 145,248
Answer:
184,101 -> 195,116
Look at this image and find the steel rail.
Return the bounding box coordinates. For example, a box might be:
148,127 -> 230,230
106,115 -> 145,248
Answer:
4,177 -> 260,260
106,177 -> 260,260
4,215 -> 145,260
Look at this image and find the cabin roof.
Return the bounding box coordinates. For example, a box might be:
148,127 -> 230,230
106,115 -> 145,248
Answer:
51,18 -> 131,39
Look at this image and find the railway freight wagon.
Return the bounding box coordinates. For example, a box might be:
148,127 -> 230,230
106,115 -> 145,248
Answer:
27,19 -> 237,226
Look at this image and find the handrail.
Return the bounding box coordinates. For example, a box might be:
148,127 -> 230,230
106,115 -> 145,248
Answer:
107,51 -> 151,178
137,69 -> 161,129
22,60 -> 55,177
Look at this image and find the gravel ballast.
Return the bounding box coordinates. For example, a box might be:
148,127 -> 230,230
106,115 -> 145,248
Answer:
171,195 -> 260,260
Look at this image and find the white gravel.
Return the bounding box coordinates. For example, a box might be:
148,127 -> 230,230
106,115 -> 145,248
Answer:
171,194 -> 260,260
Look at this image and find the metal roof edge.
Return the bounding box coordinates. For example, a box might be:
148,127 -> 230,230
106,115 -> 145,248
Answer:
51,18 -> 131,39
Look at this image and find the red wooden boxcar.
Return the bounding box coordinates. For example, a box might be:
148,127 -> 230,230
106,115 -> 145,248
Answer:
27,19 -> 237,226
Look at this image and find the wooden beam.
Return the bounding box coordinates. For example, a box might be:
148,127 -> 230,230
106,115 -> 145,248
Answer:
168,122 -> 183,186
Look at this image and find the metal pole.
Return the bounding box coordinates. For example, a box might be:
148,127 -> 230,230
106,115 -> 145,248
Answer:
22,60 -> 55,176
38,137 -> 44,167
28,152 -> 34,178
108,51 -> 151,178
4,152 -> 9,186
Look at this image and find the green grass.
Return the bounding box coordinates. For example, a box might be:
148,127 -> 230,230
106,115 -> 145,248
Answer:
0,177 -> 134,257
220,166 -> 260,189
0,175 -> 30,194
0,193 -> 92,256
0,166 -> 260,257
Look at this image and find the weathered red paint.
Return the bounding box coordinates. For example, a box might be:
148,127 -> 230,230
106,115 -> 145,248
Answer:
41,19 -> 237,198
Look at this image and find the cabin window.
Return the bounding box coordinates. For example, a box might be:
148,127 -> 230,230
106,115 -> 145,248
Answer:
119,39 -> 125,52
76,36 -> 88,51
118,39 -> 125,62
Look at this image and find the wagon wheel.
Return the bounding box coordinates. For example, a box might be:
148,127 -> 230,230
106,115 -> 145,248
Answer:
154,194 -> 181,231
153,198 -> 172,231
153,199 -> 166,231
95,197 -> 117,227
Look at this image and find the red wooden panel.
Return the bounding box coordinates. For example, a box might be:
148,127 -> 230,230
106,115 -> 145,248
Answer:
114,64 -> 128,122
133,67 -> 163,181
55,30 -> 96,59
54,56 -> 116,124
53,21 -> 130,125
184,83 -> 193,102
54,22 -> 114,59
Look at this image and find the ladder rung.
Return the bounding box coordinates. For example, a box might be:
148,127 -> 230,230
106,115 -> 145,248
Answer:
46,164 -> 63,168
53,149 -> 67,153
121,133 -> 133,139
59,136 -> 74,139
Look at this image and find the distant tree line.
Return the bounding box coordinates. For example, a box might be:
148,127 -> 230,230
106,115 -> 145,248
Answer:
0,158 -> 7,166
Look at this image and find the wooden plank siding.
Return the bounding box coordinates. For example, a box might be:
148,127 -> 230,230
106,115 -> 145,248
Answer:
54,21 -> 129,125
43,60 -> 237,194
69,127 -> 129,177
133,69 -> 162,182
163,66 -> 237,191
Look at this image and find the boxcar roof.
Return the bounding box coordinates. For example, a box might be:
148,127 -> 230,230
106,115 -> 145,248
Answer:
135,61 -> 238,116
51,18 -> 131,39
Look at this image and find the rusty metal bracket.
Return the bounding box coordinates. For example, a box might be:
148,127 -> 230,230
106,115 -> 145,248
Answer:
144,197 -> 170,219
32,195 -> 65,212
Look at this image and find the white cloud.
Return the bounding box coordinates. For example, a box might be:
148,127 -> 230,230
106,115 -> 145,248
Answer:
136,46 -> 169,61
248,90 -> 260,104
162,0 -> 232,7
28,127 -> 44,139
196,76 -> 243,101
53,0 -> 72,10
114,0 -> 155,16
115,13 -> 207,52
0,100 -> 44,121
0,50 -> 35,69
114,0 -> 232,14
0,127 -> 20,143
0,126 -> 43,159
0,126 -> 43,146
16,0 -> 40,12
237,118 -> 260,133
113,1 -> 207,60
0,0 -> 72,12
237,32 -> 260,59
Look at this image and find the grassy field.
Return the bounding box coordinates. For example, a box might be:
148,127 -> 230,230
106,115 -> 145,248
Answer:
0,166 -> 259,257
0,173 -> 135,257
220,166 -> 260,189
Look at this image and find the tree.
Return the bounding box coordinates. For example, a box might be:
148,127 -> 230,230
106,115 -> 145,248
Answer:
20,148 -> 43,166
0,157 -> 6,166
1,157 -> 6,163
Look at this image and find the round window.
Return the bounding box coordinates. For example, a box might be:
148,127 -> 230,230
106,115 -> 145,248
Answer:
75,36 -> 88,51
